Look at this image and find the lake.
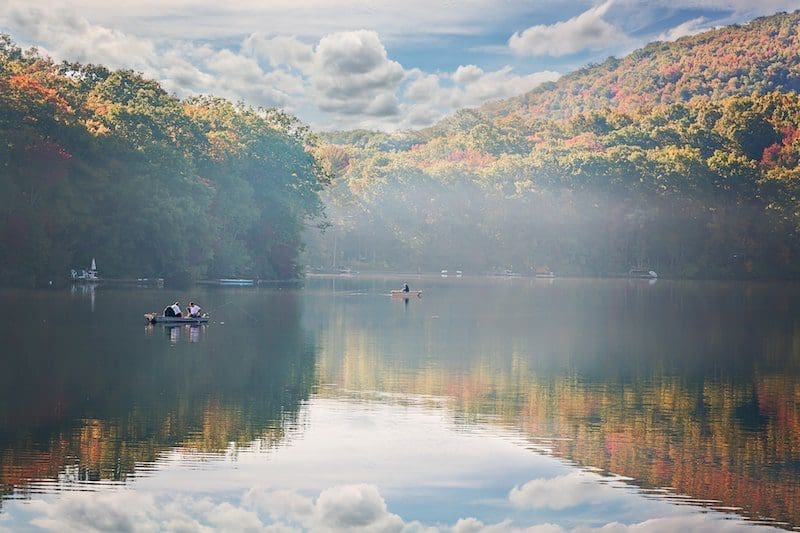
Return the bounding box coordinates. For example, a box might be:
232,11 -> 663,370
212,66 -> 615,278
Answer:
0,276 -> 798,531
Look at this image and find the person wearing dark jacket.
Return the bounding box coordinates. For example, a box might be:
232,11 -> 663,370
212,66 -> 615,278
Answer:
164,301 -> 182,317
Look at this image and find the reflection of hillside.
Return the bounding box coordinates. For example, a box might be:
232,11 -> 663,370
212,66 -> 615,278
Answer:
0,291 -> 316,501
310,280 -> 800,528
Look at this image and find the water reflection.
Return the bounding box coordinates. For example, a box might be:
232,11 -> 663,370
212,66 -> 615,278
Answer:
0,279 -> 798,530
143,323 -> 207,343
304,277 -> 800,528
0,288 -> 316,505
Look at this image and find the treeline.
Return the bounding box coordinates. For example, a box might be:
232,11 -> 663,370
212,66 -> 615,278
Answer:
0,36 -> 328,285
309,93 -> 800,278
306,12 -> 800,279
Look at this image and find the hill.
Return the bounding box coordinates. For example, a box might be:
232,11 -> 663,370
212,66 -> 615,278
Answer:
306,11 -> 800,279
434,11 -> 800,140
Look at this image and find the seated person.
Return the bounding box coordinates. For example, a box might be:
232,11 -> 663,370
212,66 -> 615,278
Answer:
164,301 -> 182,317
188,301 -> 202,318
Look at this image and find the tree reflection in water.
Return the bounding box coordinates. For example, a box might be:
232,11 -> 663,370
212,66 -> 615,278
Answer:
0,289 -> 317,502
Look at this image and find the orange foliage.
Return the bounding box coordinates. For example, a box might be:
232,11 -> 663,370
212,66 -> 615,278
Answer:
8,74 -> 73,115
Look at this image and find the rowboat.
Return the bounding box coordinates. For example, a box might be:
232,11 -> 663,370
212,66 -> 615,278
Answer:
144,313 -> 209,324
628,269 -> 658,279
391,290 -> 422,298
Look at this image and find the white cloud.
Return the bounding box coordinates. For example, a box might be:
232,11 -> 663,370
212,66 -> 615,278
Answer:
509,471 -> 630,510
652,0 -> 800,16
205,502 -> 265,531
509,1 -> 627,57
5,4 -> 157,72
244,488 -> 315,526
8,482 -> 779,533
203,49 -> 306,108
310,30 -> 404,118
656,17 -> 711,41
0,0 -> 524,44
452,65 -> 485,85
313,484 -> 405,531
27,491 -> 163,532
244,484 -> 411,532
452,518 -> 520,532
1,0 -> 568,130
243,34 -> 314,72
397,66 -> 560,129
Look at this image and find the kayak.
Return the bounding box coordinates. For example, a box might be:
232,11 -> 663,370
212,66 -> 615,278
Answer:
144,313 -> 209,324
391,290 -> 422,298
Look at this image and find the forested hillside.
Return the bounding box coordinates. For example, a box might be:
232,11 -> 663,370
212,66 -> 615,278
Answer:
0,36 -> 328,285
306,11 -> 800,279
438,10 -> 800,140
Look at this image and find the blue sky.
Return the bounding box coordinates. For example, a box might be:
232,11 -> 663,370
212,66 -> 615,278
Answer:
1,0 -> 799,130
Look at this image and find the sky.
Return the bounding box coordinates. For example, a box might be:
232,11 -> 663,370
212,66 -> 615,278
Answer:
1,0 -> 800,131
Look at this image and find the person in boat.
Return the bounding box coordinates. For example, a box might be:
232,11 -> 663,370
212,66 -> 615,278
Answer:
188,301 -> 202,318
164,301 -> 182,317
402,283 -> 410,293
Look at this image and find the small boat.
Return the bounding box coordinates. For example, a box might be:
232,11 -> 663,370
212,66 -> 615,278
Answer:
144,313 -> 210,324
535,271 -> 555,278
628,269 -> 658,279
219,278 -> 255,286
391,290 -> 423,298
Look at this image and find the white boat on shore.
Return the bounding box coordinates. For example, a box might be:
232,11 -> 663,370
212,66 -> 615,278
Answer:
219,278 -> 255,286
70,258 -> 100,282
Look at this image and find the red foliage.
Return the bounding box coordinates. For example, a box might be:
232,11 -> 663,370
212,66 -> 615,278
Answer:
762,142 -> 783,167
563,132 -> 605,152
761,125 -> 800,168
445,148 -> 494,168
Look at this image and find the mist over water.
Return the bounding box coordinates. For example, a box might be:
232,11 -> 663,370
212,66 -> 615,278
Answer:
0,277 -> 798,530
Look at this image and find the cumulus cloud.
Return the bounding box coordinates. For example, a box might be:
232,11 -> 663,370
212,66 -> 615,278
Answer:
656,17 -> 711,41
8,481 -> 775,533
508,1 -> 627,56
4,4 -> 157,72
203,49 -> 306,107
509,471 -> 630,510
397,65 -> 560,128
3,1 -> 454,130
243,34 -> 314,72
28,491 -> 174,532
243,484 -> 411,531
452,65 -> 485,85
310,30 -> 404,118
314,484 -> 405,530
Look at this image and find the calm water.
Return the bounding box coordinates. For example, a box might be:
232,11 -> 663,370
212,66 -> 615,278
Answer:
0,277 -> 798,531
